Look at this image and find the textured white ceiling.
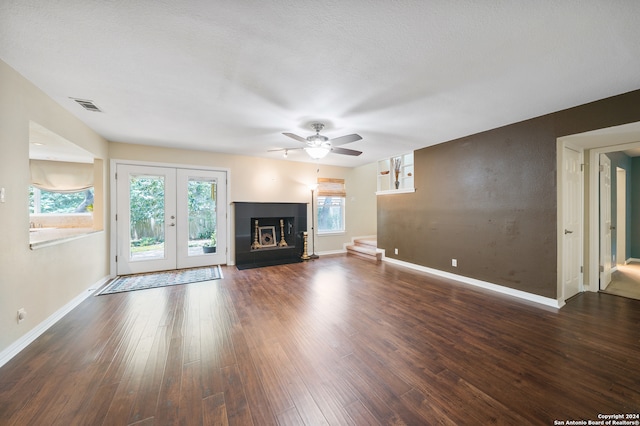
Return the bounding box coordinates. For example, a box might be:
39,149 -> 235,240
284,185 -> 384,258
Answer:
2,1 -> 640,167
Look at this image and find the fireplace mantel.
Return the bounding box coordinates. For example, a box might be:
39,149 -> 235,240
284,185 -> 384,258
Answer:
234,202 -> 307,269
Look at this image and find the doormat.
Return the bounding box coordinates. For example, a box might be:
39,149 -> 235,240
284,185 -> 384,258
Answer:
97,265 -> 222,295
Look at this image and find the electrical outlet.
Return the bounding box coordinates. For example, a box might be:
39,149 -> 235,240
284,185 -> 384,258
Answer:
452,259 -> 457,267
17,308 -> 26,323
394,248 -> 398,255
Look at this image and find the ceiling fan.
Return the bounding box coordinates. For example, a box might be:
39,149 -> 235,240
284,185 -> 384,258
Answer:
275,123 -> 363,159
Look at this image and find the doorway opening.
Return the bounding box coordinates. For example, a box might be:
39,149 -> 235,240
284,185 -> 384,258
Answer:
600,157 -> 640,300
558,121 -> 640,303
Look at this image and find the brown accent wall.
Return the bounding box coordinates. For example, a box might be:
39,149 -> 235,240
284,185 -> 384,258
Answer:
377,89 -> 640,299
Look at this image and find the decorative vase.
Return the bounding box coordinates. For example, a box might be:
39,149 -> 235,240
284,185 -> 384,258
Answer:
395,180 -> 400,189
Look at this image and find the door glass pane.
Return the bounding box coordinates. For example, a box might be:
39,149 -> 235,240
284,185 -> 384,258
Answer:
187,177 -> 217,256
129,174 -> 165,261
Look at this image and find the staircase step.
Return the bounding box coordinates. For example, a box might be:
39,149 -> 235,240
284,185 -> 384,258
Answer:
346,240 -> 381,263
353,238 -> 377,249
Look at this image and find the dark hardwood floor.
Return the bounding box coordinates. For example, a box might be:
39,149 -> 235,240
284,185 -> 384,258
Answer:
1,255 -> 639,425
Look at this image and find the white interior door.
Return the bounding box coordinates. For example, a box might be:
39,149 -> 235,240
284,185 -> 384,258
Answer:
176,169 -> 227,268
562,146 -> 583,300
116,164 -> 227,275
600,154 -> 612,289
116,164 -> 177,274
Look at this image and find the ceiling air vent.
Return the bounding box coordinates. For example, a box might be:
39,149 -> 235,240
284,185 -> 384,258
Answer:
70,98 -> 102,112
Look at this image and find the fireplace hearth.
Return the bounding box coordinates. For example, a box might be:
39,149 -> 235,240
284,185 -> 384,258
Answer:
234,202 -> 307,269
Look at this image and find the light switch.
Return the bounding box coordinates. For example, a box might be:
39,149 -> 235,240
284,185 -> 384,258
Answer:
0,187 -> 5,203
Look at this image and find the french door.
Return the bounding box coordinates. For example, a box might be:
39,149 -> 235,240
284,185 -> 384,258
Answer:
116,164 -> 227,275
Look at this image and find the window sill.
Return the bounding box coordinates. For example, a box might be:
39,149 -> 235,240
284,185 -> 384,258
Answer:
30,228 -> 103,250
317,231 -> 346,237
376,188 -> 416,195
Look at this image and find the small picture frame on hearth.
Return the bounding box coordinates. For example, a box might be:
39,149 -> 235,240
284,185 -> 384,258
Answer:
259,226 -> 277,247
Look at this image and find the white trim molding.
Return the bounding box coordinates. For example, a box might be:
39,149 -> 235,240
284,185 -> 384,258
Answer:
0,275 -> 111,368
376,188 -> 416,195
318,249 -> 346,256
383,256 -> 562,309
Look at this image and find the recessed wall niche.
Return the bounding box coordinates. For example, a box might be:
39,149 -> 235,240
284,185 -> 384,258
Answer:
28,121 -> 103,246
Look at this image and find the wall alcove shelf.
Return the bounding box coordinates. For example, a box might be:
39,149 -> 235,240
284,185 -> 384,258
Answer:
376,152 -> 415,194
234,202 -> 307,270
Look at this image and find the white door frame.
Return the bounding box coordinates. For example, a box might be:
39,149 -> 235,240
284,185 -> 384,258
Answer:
110,159 -> 231,277
586,141 -> 640,293
616,167 -> 626,266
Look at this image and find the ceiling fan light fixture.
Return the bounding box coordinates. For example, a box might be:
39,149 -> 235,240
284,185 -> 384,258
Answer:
305,144 -> 331,159
280,122 -> 362,159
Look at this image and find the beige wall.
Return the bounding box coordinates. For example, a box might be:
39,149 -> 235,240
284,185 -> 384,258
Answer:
0,58 -> 377,358
0,60 -> 110,354
109,142 -> 377,259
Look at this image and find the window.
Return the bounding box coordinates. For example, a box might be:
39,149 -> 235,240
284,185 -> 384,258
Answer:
27,124 -> 101,245
317,196 -> 345,233
29,158 -> 95,214
30,187 -> 94,214
317,178 -> 346,234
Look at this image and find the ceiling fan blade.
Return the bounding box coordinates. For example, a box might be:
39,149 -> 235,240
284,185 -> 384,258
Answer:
282,132 -> 308,144
331,147 -> 362,156
330,133 -> 362,146
268,147 -> 303,152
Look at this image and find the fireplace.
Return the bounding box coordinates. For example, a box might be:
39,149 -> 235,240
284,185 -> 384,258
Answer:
234,202 -> 307,269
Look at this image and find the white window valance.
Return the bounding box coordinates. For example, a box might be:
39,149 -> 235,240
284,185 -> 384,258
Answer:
30,159 -> 94,192
317,178 -> 346,197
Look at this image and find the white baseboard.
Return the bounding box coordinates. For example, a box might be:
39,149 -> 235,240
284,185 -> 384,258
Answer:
382,256 -> 562,309
0,275 -> 111,369
318,249 -> 346,256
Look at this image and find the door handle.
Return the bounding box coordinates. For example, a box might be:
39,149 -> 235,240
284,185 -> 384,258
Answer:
168,223 -> 175,227
564,229 -> 573,234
